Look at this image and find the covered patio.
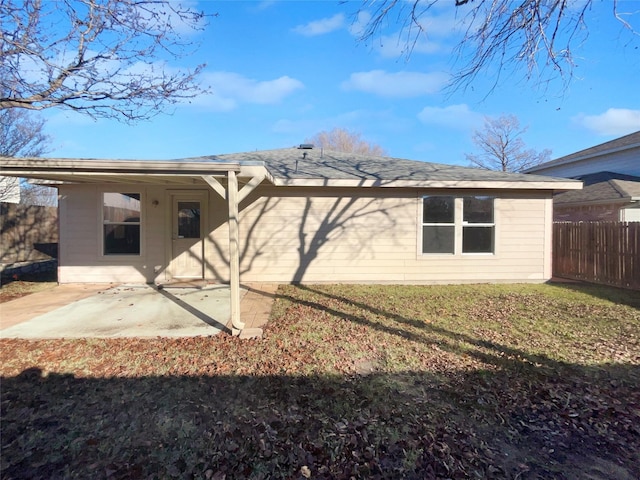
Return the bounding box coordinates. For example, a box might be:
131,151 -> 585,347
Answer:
0,157 -> 275,335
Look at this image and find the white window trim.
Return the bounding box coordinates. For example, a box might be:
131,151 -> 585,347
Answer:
419,195 -> 497,257
99,190 -> 144,258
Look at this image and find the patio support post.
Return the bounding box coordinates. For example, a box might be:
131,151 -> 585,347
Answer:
227,170 -> 244,331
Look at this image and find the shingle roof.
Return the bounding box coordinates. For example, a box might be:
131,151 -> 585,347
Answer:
2,147 -> 581,190
554,171 -> 640,204
526,131 -> 640,172
200,147 -> 575,184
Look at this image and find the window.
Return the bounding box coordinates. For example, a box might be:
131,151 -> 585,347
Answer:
103,192 -> 141,255
422,196 -> 455,254
463,196 -> 494,254
421,195 -> 495,255
177,201 -> 201,238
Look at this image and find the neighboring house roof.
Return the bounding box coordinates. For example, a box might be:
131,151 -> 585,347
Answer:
554,171 -> 640,205
525,131 -> 640,174
0,146 -> 581,190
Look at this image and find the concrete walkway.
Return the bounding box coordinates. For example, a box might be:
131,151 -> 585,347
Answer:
0,283 -> 278,339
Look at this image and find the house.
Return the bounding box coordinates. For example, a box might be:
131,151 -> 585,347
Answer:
0,146 -> 580,329
551,172 -> 640,222
525,131 -> 640,221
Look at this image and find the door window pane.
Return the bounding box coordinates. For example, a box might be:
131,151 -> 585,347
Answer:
178,201 -> 201,238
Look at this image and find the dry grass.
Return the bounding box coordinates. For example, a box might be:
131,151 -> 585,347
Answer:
1,283 -> 639,479
0,271 -> 57,303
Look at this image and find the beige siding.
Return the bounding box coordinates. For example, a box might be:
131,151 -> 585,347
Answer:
58,184 -> 166,284
230,187 -> 551,283
57,184 -> 553,284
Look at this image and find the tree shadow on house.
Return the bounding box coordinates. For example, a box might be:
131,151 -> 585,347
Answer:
203,183 -> 403,286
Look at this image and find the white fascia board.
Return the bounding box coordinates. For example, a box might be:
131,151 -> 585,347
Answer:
272,178 -> 583,190
0,157 -> 242,174
238,165 -> 274,185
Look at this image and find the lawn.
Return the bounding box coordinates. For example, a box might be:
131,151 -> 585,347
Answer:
1,283 -> 639,479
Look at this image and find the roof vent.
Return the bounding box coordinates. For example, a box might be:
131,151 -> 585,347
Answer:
298,144 -> 314,149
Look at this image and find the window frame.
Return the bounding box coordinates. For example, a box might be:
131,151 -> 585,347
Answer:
461,196 -> 495,255
419,195 -> 497,256
421,195 -> 456,255
101,191 -> 143,257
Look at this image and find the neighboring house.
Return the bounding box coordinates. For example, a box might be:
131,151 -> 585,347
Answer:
1,146 -> 579,329
525,131 -> 640,221
553,172 -> 640,222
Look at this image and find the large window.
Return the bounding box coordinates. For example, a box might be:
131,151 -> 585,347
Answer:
103,192 -> 141,255
422,195 -> 495,255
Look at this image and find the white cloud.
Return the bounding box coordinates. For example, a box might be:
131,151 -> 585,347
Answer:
253,1 -> 277,11
417,104 -> 484,130
342,70 -> 448,97
348,11 -> 371,38
293,13 -> 345,36
195,72 -> 304,111
375,34 -> 443,58
572,108 -> 640,136
272,108 -> 409,139
351,8 -> 465,58
136,0 -> 206,36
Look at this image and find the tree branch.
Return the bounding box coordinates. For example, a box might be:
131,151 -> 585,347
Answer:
0,0 -> 211,122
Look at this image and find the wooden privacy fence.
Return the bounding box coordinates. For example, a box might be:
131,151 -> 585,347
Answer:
553,222 -> 640,290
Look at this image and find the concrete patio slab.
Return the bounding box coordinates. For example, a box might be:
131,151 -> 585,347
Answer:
0,284 -> 246,339
0,283 -> 108,329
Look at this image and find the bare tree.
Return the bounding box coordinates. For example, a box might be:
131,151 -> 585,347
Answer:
0,109 -> 51,158
357,0 -> 638,90
0,108 -> 54,203
0,0 -> 210,122
306,128 -> 387,155
19,183 -> 58,206
465,115 -> 551,172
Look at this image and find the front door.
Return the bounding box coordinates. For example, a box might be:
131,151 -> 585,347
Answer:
170,193 -> 206,279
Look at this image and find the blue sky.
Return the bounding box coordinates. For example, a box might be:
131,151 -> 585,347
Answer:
42,0 -> 640,166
